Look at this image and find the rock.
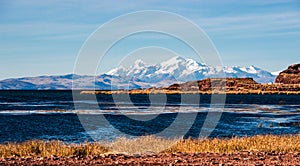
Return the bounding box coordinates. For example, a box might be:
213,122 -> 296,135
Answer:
275,64 -> 300,84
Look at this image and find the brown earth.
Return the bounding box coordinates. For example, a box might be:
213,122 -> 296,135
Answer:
1,152 -> 299,165
276,64 -> 300,84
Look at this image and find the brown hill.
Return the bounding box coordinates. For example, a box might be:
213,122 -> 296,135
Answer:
81,77 -> 300,95
275,64 -> 300,84
168,78 -> 257,91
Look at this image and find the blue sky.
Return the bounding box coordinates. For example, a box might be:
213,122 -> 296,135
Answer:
0,0 -> 300,79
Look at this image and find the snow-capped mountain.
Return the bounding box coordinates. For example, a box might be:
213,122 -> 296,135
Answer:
0,56 -> 277,90
106,56 -> 276,84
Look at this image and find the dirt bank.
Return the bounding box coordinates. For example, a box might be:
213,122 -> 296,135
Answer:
1,152 -> 299,165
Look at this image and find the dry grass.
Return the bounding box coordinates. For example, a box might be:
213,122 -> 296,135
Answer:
107,136 -> 174,154
0,141 -> 108,158
165,135 -> 300,154
0,135 -> 299,157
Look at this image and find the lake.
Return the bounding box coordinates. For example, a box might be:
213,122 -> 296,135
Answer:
0,90 -> 299,143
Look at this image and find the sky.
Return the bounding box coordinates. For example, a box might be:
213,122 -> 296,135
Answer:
0,0 -> 300,79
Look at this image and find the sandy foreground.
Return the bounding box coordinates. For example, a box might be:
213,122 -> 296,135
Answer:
1,152 -> 299,165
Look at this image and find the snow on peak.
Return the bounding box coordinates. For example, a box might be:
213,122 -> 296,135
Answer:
223,66 -> 237,74
185,58 -> 207,71
105,56 -> 275,84
271,71 -> 281,76
160,56 -> 185,66
239,65 -> 259,74
0,57 -> 276,90
106,65 -> 125,76
133,59 -> 146,67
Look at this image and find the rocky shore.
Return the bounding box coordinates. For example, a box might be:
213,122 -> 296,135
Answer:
1,152 -> 299,165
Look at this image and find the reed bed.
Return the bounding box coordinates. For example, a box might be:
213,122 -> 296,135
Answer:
0,135 -> 299,157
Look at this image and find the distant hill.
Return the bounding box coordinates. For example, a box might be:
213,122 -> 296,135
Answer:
275,64 -> 300,84
0,56 -> 277,90
0,74 -> 141,90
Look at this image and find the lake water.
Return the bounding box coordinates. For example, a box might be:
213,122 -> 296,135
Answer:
0,90 -> 299,143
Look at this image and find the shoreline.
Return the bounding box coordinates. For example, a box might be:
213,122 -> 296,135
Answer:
81,78 -> 300,95
81,90 -> 300,95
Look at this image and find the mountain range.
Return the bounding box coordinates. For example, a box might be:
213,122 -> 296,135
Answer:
0,56 -> 277,90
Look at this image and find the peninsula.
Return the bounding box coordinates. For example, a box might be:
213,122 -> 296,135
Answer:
81,64 -> 300,95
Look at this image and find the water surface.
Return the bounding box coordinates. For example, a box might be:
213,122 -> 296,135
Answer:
0,90 -> 299,143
